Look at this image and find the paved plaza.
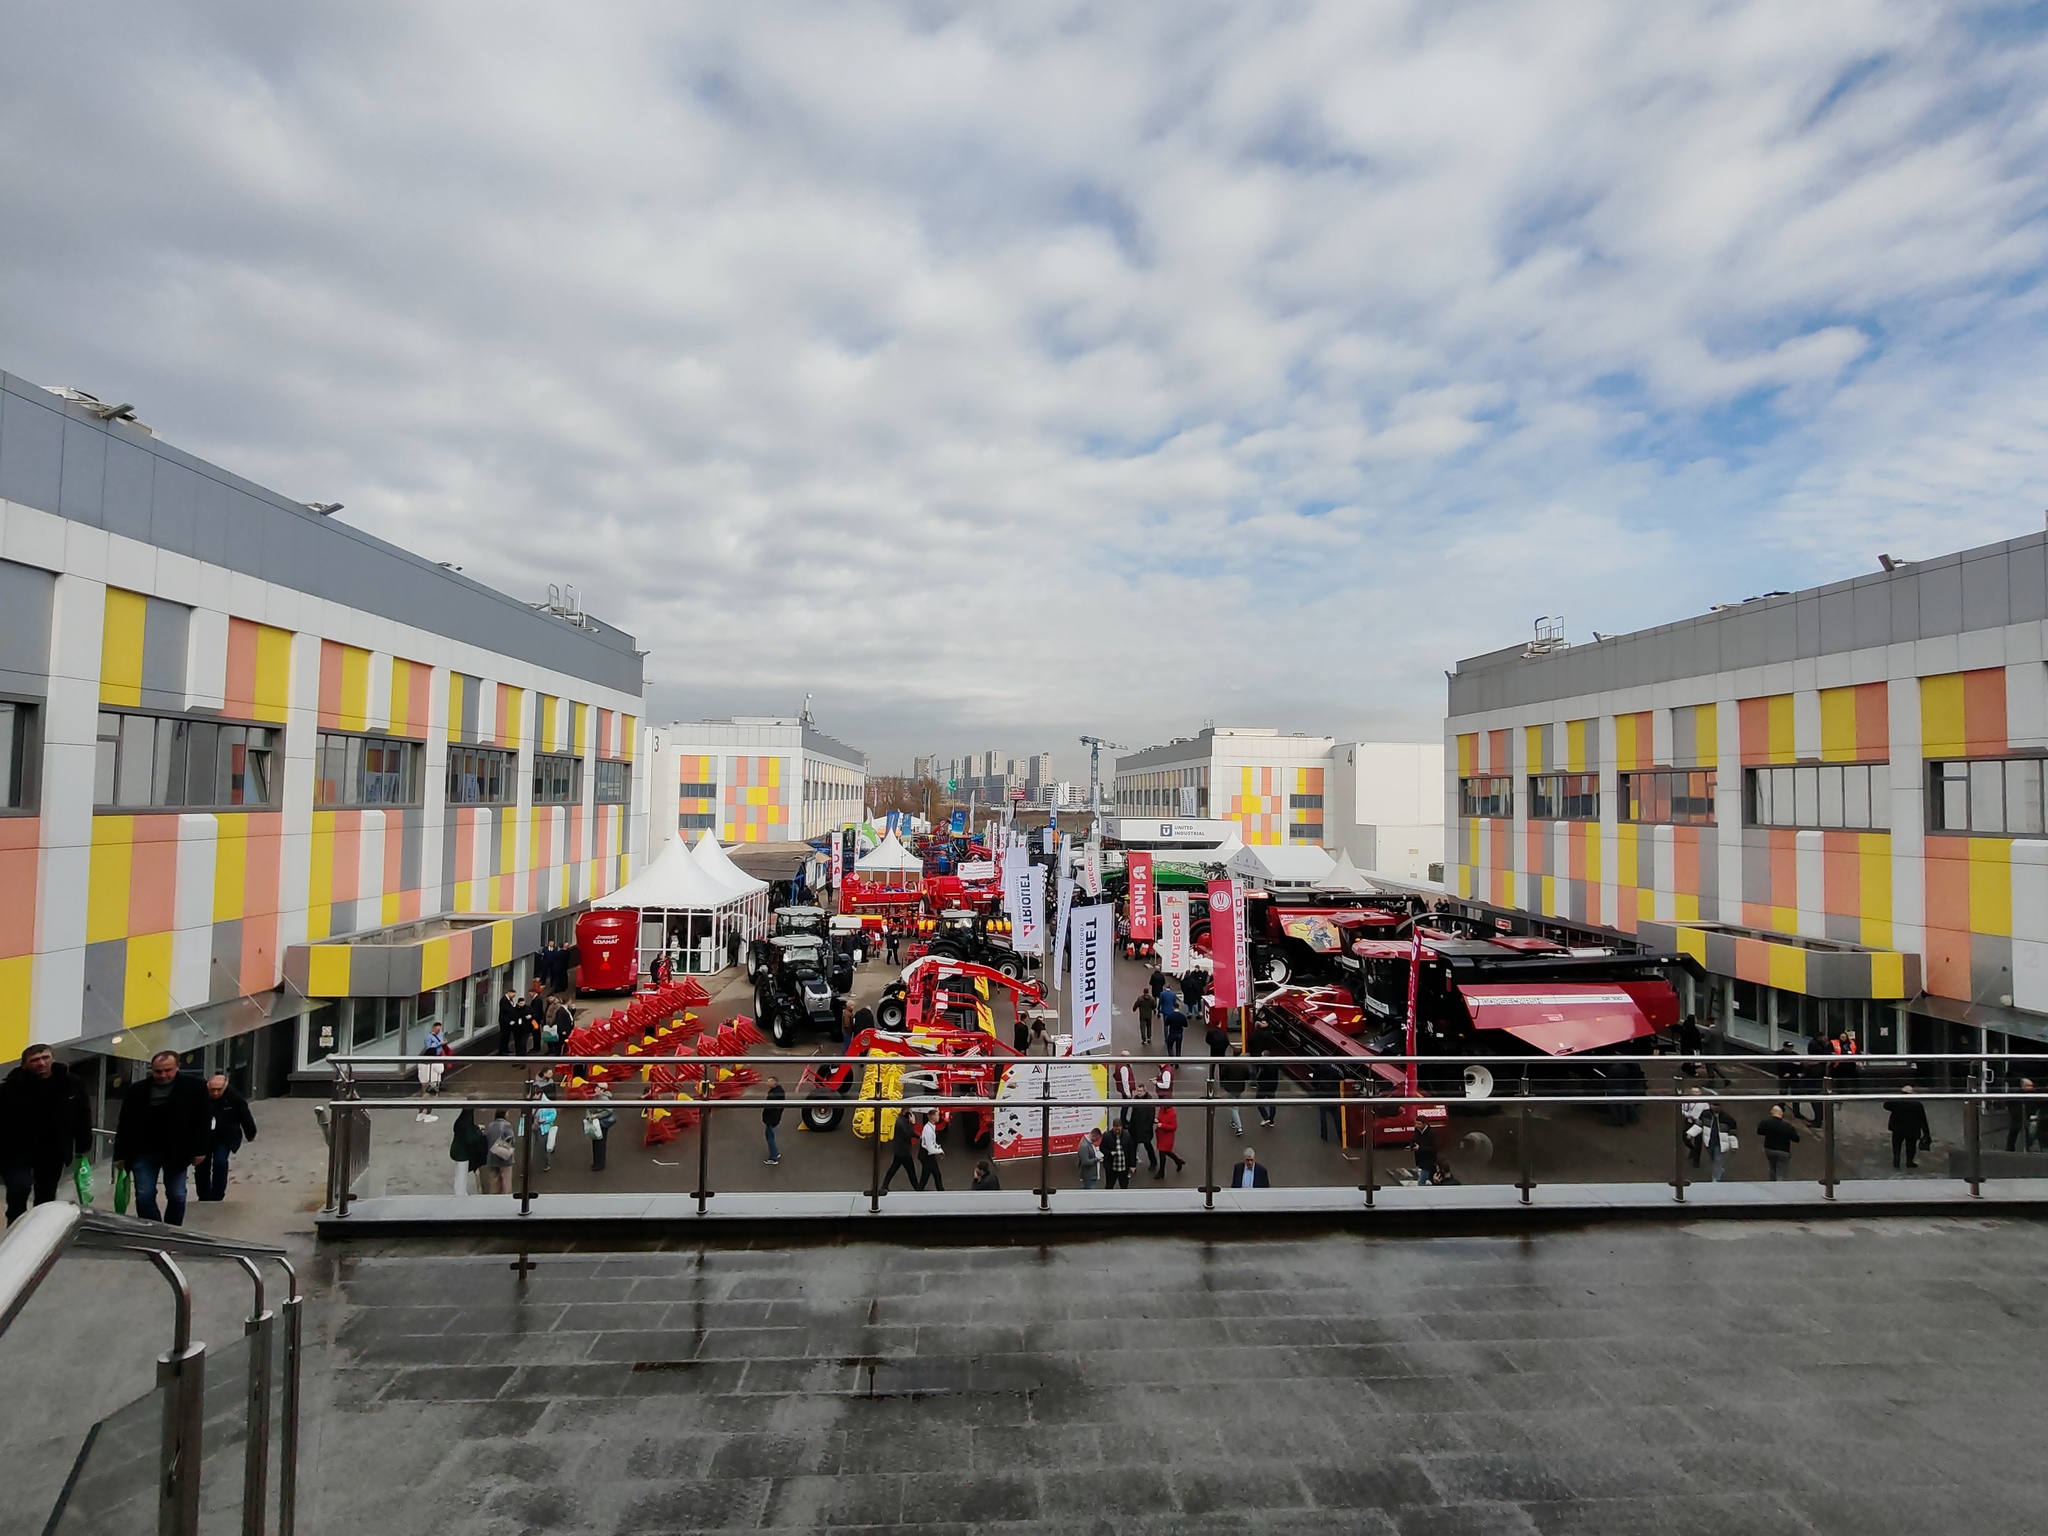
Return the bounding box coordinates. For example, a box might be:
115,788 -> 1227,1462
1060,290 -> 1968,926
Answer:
304,1219 -> 2046,1534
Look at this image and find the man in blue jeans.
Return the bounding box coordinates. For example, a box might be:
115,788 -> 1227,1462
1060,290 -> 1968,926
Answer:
198,1074 -> 259,1201
114,1052 -> 212,1224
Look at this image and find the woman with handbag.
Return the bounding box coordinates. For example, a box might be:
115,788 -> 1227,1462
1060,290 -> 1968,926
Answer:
448,1108 -> 489,1196
584,1087 -> 617,1172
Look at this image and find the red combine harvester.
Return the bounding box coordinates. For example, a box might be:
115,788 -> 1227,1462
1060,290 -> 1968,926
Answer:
1349,926 -> 1694,1101
573,908 -> 641,994
1190,889 -> 1429,987
1253,985 -> 1448,1148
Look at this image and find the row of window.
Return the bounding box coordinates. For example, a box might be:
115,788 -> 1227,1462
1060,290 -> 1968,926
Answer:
1290,821 -> 1324,841
1460,758 -> 2014,833
97,711 -> 279,810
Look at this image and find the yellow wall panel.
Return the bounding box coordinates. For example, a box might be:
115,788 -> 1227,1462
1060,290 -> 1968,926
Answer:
1819,687 -> 1858,762
1766,942 -> 1807,994
123,931 -> 173,1026
1767,694 -> 1796,764
1858,833 -> 1893,950
0,955 -> 30,1058
339,645 -> 371,732
87,818 -> 135,943
99,588 -> 146,707
306,946 -> 352,997
1921,673 -> 1965,758
1969,838 -> 2012,937
212,815 -> 247,922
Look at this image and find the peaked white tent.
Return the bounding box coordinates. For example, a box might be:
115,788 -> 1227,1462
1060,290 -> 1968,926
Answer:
1225,843 -> 1336,888
1316,849 -> 1377,892
691,830 -> 771,898
853,829 -> 924,889
592,835 -> 759,975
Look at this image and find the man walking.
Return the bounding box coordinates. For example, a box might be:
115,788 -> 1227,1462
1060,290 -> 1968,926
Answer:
1134,988 -> 1156,1049
113,1052 -> 211,1225
1128,1091 -> 1159,1174
1885,1087 -> 1933,1170
1249,1020 -> 1280,1127
2006,1077 -> 2037,1152
1161,990 -> 1186,1059
762,1076 -> 786,1166
0,1044 -> 94,1224
917,1110 -> 946,1191
197,1074 -> 258,1202
1229,1148 -> 1271,1188
497,986 -> 524,1055
1756,1104 -> 1801,1181
882,1110 -> 923,1192
1076,1128 -> 1102,1189
1220,1047 -> 1250,1136
1103,1118 -> 1133,1189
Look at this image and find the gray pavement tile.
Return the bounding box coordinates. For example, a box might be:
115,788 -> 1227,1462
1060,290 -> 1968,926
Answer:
1299,1459 -> 1442,1510
899,1471 -> 1041,1524
1391,1501 -> 1543,1535
1524,1492 -> 1818,1536
758,1472 -> 904,1528
967,1424 -> 1103,1472
835,1423 -> 973,1474
1170,1466 -> 1313,1515
1422,1453 -> 1579,1504
1036,1465 -> 1179,1519
613,1476 -> 775,1532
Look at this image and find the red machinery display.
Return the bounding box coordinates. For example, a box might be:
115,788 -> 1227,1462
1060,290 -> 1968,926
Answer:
1190,889 -> 1428,987
796,1023 -> 1021,1145
1252,985 -> 1448,1148
573,908 -> 642,994
1349,926 -> 1690,1099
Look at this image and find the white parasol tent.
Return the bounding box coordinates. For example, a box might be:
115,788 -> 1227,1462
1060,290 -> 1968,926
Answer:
853,829 -> 924,889
1316,849 -> 1377,892
688,831 -> 773,955
593,835 -> 755,975
1225,842 -> 1336,888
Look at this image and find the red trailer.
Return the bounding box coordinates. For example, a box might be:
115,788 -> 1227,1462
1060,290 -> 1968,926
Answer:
574,908 -> 641,994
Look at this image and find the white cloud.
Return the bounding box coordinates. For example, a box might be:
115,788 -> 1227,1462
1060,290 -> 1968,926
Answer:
1,1 -> 2045,768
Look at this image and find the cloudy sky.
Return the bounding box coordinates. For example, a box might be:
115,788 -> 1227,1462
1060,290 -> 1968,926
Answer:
4,4 -> 2047,772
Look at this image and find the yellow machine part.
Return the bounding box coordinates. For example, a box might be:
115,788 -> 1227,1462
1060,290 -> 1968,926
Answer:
850,1060 -> 907,1140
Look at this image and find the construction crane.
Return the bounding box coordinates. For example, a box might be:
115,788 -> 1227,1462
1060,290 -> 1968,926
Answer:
1078,735 -> 1127,817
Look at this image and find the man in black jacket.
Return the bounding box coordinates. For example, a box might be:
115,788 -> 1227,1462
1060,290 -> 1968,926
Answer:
497,987 -> 525,1055
1884,1087 -> 1933,1170
114,1052 -> 212,1225
0,1044 -> 94,1223
197,1074 -> 259,1202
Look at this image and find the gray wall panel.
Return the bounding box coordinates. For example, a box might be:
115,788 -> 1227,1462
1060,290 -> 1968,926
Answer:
149,458 -> 200,550
1794,595 -> 1820,658
140,595 -> 189,707
1919,562 -> 1963,637
1961,549 -> 2009,629
102,435 -> 154,542
192,477 -> 232,569
58,420 -> 106,525
1852,581 -> 1889,650
2012,540 -> 2048,624
1890,574 -> 1920,644
0,561 -> 55,681
1764,601 -> 1798,663
1818,588 -> 1855,654
0,387 -> 62,510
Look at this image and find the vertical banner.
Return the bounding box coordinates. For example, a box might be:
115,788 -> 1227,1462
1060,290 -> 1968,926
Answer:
1160,890 -> 1190,971
829,833 -> 844,890
1009,860 -> 1043,955
1180,785 -> 1198,817
1207,876 -> 1251,1007
1082,836 -> 1103,897
1051,872 -> 1076,990
1127,852 -> 1157,941
950,808 -> 967,836
841,827 -> 857,890
1070,903 -> 1114,1053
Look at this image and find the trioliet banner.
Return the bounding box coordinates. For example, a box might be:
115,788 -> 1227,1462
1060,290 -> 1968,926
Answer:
1070,903 -> 1115,1053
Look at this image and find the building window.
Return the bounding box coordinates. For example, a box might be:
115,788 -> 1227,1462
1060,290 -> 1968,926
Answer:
1930,757 -> 2045,835
0,699 -> 40,813
678,780 -> 717,798
1289,822 -> 1324,842
314,733 -> 423,807
446,746 -> 513,806
596,759 -> 631,804
1622,769 -> 1717,826
1457,775 -> 1513,818
532,753 -> 583,806
1747,764 -> 1888,831
679,811 -> 718,830
1529,772 -> 1600,821
1288,793 -> 1324,810
94,711 -> 279,811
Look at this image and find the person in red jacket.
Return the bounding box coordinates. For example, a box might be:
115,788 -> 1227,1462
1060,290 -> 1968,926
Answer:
1152,1101 -> 1186,1178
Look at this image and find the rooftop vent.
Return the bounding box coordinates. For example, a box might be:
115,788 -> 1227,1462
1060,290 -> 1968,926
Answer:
1523,616 -> 1569,656
43,386 -> 151,435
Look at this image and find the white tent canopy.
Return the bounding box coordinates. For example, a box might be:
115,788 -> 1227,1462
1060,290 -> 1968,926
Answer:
1225,843 -> 1336,887
591,834 -> 768,976
1316,849 -> 1377,892
690,830 -> 770,898
855,830 -> 923,873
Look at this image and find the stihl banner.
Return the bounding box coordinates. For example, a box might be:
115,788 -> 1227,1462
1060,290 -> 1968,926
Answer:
1207,876 -> 1250,1008
1126,852 -> 1157,940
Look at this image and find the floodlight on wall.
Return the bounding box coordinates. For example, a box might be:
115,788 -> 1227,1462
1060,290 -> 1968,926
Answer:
1878,554 -> 1914,571
304,502 -> 343,516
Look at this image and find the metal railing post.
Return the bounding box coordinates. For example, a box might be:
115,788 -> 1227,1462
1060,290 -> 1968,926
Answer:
1672,1070 -> 1688,1202
1966,1059 -> 1984,1197
149,1250 -> 205,1536
274,1258 -> 302,1536
1201,1067 -> 1217,1211
695,1098 -> 713,1216
234,1257 -> 272,1536
1036,1064 -> 1051,1213
868,1110 -> 882,1214
516,1106 -> 536,1217
1361,1104 -> 1377,1208
1516,1075 -> 1534,1204
332,1105 -> 353,1219
1822,1099 -> 1837,1199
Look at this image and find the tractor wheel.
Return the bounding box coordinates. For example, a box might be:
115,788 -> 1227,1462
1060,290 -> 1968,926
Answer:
996,955 -> 1022,980
1262,952 -> 1292,987
802,1096 -> 844,1132
876,996 -> 907,1029
768,1004 -> 795,1048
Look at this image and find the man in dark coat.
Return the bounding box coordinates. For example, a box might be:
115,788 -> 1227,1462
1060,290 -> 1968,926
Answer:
881,1110 -> 924,1192
497,987 -> 525,1055
1228,1148 -> 1271,1188
114,1052 -> 212,1225
197,1074 -> 259,1202
1884,1087 -> 1933,1170
0,1044 -> 94,1223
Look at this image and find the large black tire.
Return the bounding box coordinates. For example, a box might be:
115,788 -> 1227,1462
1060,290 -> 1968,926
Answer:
876,995 -> 907,1029
996,955 -> 1022,980
802,1096 -> 843,1132
1262,951 -> 1291,987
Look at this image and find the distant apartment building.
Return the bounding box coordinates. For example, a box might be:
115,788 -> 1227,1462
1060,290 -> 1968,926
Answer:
646,717 -> 866,848
913,755 -> 937,781
1445,528 -> 2048,1058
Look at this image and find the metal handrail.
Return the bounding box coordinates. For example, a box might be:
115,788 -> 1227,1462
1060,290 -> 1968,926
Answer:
0,1209 -> 300,1536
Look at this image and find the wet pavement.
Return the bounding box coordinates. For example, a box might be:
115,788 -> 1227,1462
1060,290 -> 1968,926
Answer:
311,1218 -> 2048,1534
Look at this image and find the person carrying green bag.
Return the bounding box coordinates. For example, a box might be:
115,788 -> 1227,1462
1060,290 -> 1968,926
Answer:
0,1043 -> 96,1225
